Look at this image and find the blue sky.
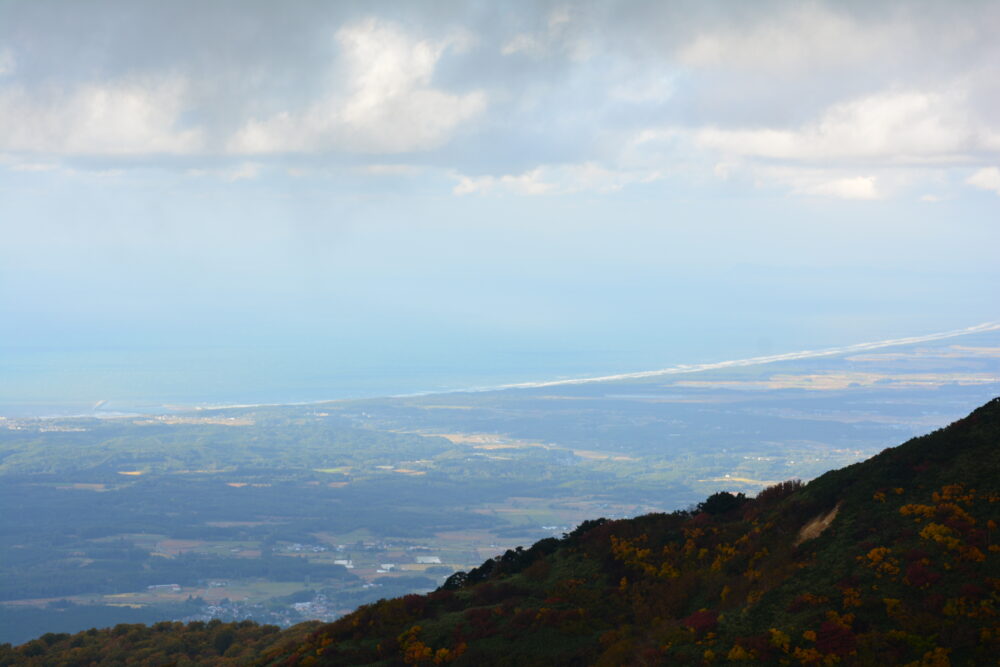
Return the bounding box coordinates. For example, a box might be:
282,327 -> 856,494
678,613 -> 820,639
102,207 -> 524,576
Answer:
1,0 -> 998,392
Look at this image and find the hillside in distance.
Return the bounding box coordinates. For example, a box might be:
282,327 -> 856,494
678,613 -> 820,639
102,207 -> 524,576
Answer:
5,397 -> 998,666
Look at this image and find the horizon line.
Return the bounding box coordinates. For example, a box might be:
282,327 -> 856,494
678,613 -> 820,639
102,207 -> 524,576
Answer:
192,320 -> 1000,408
487,321 -> 1000,391
24,320 -> 997,418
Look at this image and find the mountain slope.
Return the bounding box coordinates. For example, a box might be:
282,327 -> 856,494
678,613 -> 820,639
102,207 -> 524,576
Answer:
4,398 -> 999,666
264,398 -> 1000,666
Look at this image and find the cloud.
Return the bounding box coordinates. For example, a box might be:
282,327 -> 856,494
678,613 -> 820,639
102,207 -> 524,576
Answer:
677,3 -> 910,73
801,176 -> 879,200
454,167 -> 554,196
744,166 -> 882,200
360,164 -> 422,176
224,162 -> 261,182
9,161 -> 58,172
453,162 -> 660,196
0,0 -> 997,200
185,162 -> 262,182
499,5 -> 589,61
501,33 -> 545,57
0,48 -> 14,77
693,90 -> 983,165
967,166 -> 1000,194
643,85 -> 1000,200
609,73 -> 675,104
0,75 -> 203,155
228,19 -> 485,155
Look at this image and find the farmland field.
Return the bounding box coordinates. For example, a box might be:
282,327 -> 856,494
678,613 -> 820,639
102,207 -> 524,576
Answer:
2,331 -> 999,644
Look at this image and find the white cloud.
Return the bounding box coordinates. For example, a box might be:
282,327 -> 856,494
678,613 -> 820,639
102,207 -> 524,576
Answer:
453,162 -> 660,196
694,90 -> 981,164
0,75 -> 203,155
229,20 -> 485,155
967,166 -> 1000,194
801,176 -> 879,200
627,87 -> 996,202
454,167 -> 554,196
746,166 -> 882,200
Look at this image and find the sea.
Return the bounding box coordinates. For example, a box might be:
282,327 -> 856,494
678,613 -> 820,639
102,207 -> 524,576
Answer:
0,343 -> 655,418
5,322 -> 996,419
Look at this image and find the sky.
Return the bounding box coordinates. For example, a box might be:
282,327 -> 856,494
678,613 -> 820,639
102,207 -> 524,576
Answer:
1,0 -> 998,406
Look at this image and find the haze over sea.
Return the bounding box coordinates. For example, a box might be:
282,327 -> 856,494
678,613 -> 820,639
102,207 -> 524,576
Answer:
4,321 -> 997,418
0,342 -> 644,417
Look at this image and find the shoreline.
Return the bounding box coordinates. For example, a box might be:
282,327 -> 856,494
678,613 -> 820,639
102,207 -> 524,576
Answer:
5,320 -> 999,421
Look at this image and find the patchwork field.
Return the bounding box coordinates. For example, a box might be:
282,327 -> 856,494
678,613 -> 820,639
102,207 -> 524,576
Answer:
2,332 -> 999,644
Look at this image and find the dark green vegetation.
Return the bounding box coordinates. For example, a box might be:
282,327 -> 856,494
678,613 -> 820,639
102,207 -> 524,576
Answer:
1,334 -> 998,647
4,397 -> 998,665
0,620 -> 317,666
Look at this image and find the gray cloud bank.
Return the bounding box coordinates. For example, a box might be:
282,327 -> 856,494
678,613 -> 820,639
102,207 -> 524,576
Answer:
1,0 -> 999,199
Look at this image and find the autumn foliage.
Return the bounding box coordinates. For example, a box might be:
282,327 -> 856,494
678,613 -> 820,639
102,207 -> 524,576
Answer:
4,397 -> 1000,666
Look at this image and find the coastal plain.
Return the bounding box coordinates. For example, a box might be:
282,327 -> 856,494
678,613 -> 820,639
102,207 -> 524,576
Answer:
2,330 -> 998,644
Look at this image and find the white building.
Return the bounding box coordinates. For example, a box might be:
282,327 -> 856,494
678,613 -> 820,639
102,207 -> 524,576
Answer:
415,556 -> 441,564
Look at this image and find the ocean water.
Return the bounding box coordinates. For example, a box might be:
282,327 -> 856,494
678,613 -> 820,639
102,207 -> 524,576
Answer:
0,344 -> 653,418
6,323 -> 996,419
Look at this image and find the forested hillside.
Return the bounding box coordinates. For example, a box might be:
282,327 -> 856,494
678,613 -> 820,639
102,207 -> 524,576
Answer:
4,398 -> 998,666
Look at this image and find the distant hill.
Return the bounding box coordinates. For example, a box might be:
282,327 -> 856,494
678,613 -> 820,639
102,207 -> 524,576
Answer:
3,398 -> 998,666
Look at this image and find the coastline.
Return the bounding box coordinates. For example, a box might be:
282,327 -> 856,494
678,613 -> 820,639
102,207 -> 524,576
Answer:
8,321 -> 995,422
